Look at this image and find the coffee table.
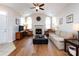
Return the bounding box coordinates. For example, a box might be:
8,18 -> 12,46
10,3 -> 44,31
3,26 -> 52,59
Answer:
33,35 -> 48,44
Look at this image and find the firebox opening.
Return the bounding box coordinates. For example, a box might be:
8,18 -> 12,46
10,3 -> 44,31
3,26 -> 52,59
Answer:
36,29 -> 42,34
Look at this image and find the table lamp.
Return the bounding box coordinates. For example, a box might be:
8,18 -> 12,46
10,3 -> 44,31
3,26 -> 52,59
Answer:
73,23 -> 79,40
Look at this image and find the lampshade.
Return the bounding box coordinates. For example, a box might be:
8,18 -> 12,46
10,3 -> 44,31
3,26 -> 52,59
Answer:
73,23 -> 79,31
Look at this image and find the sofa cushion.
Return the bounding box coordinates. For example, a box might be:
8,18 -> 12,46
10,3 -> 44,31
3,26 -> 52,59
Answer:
60,31 -> 77,39
55,30 -> 61,36
65,33 -> 74,39
53,35 -> 64,41
61,32 -> 73,39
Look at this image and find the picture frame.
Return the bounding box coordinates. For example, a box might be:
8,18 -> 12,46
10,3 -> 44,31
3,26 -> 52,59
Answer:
16,18 -> 19,25
59,18 -> 63,24
66,14 -> 73,23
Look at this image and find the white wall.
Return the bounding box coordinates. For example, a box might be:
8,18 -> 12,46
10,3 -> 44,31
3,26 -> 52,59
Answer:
0,5 -> 20,44
31,13 -> 47,26
57,4 -> 79,34
0,5 -> 20,31
0,5 -> 19,16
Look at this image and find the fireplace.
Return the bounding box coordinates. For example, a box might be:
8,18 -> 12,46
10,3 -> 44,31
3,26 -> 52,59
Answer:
33,25 -> 44,35
36,29 -> 42,34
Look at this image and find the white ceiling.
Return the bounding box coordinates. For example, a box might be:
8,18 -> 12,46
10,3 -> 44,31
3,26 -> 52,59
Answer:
0,3 -> 68,16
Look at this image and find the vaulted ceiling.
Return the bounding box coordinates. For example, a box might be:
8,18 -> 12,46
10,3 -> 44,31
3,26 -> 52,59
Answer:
0,3 -> 69,16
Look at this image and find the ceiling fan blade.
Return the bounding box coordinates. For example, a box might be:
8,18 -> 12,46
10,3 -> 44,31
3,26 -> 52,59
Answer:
40,8 -> 44,10
37,3 -> 39,6
33,3 -> 37,6
30,7 -> 35,9
39,4 -> 44,7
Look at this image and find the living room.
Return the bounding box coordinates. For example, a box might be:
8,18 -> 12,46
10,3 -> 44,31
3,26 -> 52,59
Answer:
0,3 -> 79,56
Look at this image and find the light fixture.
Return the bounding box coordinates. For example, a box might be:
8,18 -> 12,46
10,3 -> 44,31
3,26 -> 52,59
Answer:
35,6 -> 39,12
30,3 -> 45,12
36,6 -> 39,10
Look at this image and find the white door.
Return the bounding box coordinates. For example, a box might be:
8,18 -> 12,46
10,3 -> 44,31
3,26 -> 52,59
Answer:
0,15 -> 16,44
0,15 -> 8,43
5,16 -> 15,42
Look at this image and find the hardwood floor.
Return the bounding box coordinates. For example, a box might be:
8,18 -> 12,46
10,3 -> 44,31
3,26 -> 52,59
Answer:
9,37 -> 67,56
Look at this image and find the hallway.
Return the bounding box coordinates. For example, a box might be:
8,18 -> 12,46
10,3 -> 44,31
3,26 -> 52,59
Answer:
9,37 -> 67,56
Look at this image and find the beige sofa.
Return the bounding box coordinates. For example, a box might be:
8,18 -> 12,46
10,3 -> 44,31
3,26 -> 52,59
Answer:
49,31 -> 76,50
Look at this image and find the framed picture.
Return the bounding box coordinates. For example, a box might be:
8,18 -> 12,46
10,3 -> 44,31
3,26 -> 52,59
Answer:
66,14 -> 73,23
16,18 -> 19,25
59,18 -> 63,24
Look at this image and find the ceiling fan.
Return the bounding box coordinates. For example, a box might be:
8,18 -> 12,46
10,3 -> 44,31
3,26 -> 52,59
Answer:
30,3 -> 45,12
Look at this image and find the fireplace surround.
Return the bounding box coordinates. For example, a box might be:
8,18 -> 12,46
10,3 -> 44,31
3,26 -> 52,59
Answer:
33,25 -> 44,35
36,29 -> 42,34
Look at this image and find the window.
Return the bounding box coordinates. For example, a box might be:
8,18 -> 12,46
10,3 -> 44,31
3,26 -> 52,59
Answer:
52,17 -> 58,30
26,17 -> 32,29
19,17 -> 32,29
45,17 -> 51,29
52,17 -> 57,26
20,17 -> 25,26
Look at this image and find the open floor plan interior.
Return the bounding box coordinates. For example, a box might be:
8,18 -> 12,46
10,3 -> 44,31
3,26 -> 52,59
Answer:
0,3 -> 79,56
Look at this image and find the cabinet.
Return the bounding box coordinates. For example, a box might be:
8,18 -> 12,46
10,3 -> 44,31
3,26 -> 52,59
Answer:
27,31 -> 33,36
16,32 -> 22,40
16,31 -> 28,40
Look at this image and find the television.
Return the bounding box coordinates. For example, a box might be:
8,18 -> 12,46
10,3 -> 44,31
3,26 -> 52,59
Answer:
19,26 -> 24,31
